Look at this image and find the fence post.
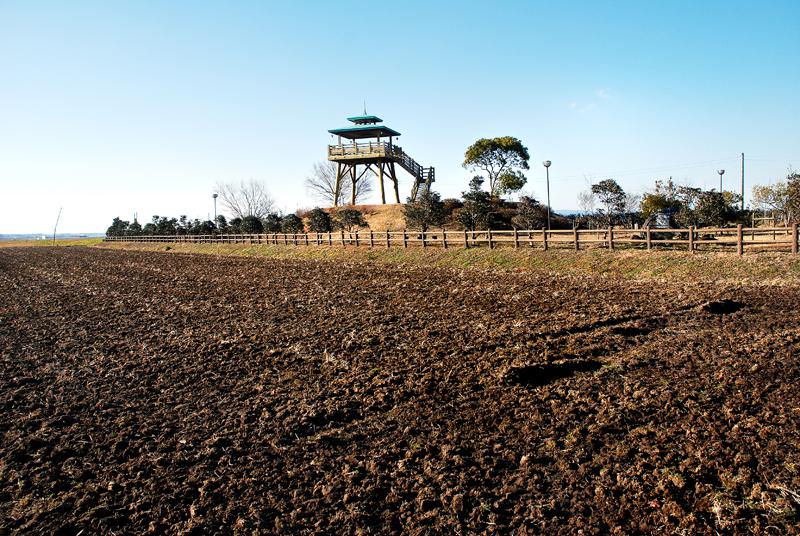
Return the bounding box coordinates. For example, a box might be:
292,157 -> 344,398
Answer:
403,229 -> 408,248
442,228 -> 448,249
646,227 -> 652,250
573,228 -> 579,251
688,226 -> 694,252
386,230 -> 390,248
328,232 -> 332,246
304,233 -> 309,246
513,228 -> 519,249
369,230 -> 374,248
793,224 -> 799,255
463,229 -> 469,249
737,224 -> 744,256
341,229 -> 345,246
542,228 -> 548,251
488,229 -> 493,249
355,230 -> 360,247
421,231 -> 426,248
608,226 -> 614,250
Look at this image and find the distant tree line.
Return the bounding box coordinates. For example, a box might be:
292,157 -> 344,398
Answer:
106,209 -> 372,237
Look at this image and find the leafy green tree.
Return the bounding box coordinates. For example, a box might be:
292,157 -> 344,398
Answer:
126,219 -> 142,236
228,217 -> 243,233
640,178 -> 681,220
695,191 -> 742,227
189,220 -> 216,234
497,170 -> 527,195
177,215 -> 189,235
591,179 -> 627,226
106,217 -> 129,237
142,223 -> 156,235
511,196 -> 547,229
457,176 -> 493,230
670,187 -> 700,227
403,190 -> 446,232
241,215 -> 264,233
281,214 -> 305,233
214,215 -> 228,233
151,216 -> 178,235
335,208 -> 368,231
463,137 -> 530,197
306,207 -> 333,232
262,213 -> 282,232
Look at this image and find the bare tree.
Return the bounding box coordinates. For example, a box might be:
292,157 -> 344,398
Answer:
577,190 -> 595,228
305,161 -> 373,206
214,179 -> 275,219
577,190 -> 595,214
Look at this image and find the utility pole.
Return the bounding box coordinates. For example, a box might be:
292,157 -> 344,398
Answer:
741,153 -> 745,210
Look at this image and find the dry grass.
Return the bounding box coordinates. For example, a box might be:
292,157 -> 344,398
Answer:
327,204 -> 405,231
94,241 -> 800,286
0,237 -> 103,248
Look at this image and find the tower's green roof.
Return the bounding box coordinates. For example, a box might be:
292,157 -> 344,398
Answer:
347,115 -> 383,124
329,125 -> 401,139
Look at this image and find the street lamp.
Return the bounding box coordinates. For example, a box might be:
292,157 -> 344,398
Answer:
212,193 -> 218,222
543,160 -> 552,230
717,169 -> 725,192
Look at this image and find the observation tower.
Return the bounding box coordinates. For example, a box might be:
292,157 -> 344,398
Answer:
328,114 -> 434,206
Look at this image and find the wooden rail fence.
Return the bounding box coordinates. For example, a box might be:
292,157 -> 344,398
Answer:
104,224 -> 800,255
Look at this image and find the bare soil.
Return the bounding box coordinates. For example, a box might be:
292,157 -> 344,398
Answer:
1,247 -> 799,534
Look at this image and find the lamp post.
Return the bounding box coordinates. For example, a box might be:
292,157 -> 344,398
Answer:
212,193 -> 218,222
717,169 -> 725,193
543,160 -> 552,230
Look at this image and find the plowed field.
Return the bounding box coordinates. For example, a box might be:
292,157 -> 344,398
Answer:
1,247 -> 799,534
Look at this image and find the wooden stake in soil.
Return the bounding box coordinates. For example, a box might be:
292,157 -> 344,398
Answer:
737,224 -> 744,256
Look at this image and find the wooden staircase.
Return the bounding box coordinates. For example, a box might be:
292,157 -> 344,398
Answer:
393,148 -> 434,201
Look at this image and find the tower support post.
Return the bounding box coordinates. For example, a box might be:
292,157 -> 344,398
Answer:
350,166 -> 357,206
390,162 -> 400,203
379,163 -> 386,204
333,163 -> 343,207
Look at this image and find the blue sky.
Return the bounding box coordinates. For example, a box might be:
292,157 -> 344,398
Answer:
1,0 -> 798,233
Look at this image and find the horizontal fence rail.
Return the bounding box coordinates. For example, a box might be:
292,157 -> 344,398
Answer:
104,224 -> 800,255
